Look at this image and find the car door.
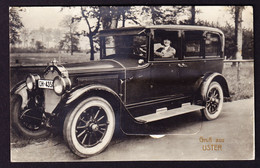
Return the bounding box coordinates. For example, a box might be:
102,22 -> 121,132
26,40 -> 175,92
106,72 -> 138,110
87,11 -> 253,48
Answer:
178,30 -> 205,95
150,60 -> 183,99
124,35 -> 153,105
150,29 -> 184,99
125,64 -> 153,105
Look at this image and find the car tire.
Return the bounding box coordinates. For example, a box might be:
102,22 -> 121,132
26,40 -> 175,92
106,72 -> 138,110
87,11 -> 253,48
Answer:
201,82 -> 224,120
63,97 -> 115,157
11,94 -> 50,139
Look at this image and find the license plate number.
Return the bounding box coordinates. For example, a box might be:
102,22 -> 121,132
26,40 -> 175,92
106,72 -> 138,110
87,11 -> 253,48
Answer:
38,80 -> 53,89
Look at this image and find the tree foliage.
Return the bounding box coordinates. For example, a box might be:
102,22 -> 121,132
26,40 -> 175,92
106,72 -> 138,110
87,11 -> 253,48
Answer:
59,15 -> 80,55
59,34 -> 80,53
35,41 -> 45,51
141,6 -> 187,25
9,7 -> 24,45
195,19 -> 253,59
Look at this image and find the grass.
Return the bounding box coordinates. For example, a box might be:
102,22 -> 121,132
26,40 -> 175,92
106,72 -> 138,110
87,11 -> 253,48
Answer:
10,52 -> 97,66
222,62 -> 254,101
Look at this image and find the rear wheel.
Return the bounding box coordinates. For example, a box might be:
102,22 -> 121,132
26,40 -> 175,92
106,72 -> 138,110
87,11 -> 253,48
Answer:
11,94 -> 50,138
63,97 -> 115,157
201,82 -> 224,120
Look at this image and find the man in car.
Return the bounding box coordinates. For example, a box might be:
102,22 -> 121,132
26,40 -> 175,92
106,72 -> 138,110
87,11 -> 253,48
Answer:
154,39 -> 176,58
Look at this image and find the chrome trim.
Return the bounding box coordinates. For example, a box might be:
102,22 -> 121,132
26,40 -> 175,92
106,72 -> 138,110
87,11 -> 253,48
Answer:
126,63 -> 150,71
126,95 -> 189,109
44,64 -> 69,78
26,74 -> 40,91
53,76 -> 71,95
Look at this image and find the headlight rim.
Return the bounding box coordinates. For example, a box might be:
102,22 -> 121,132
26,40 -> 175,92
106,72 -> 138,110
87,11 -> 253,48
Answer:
26,74 -> 40,91
53,76 -> 71,95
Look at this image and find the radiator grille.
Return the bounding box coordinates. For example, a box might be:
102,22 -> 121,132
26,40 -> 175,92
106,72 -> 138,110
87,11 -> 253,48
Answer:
43,70 -> 61,113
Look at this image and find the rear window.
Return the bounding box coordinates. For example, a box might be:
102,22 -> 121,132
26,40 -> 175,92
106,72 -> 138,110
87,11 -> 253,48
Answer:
205,33 -> 221,57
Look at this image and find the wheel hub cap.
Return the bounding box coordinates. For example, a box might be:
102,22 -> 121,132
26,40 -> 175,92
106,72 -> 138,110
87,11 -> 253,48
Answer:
90,123 -> 99,132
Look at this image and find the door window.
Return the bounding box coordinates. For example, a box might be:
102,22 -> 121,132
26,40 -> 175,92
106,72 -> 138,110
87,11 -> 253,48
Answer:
205,33 -> 221,57
184,31 -> 203,59
153,30 -> 179,60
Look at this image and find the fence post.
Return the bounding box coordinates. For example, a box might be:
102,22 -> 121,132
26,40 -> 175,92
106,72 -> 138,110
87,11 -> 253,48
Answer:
237,61 -> 241,81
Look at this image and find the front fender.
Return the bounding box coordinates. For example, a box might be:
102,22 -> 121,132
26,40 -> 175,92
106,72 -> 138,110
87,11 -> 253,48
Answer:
10,81 -> 28,109
200,72 -> 230,101
61,84 -> 144,127
65,84 -> 122,105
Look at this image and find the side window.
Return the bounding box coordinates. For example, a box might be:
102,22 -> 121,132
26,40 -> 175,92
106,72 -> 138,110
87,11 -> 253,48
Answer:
184,31 -> 203,59
153,30 -> 179,60
205,33 -> 221,57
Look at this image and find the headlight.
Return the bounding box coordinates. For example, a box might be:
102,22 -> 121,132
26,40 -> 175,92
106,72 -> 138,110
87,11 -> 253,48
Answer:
26,74 -> 40,91
53,76 -> 71,95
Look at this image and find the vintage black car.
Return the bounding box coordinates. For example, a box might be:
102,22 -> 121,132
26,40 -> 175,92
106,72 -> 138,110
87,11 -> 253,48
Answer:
11,25 -> 230,157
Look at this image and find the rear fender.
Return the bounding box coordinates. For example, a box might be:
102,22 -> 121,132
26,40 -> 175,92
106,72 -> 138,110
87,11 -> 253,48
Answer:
200,72 -> 230,101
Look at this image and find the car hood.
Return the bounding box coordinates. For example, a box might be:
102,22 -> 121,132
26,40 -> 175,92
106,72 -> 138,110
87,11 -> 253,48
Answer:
62,59 -> 125,75
62,55 -> 147,75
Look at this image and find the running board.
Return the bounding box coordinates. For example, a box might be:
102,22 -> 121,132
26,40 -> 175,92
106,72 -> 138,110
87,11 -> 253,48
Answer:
135,104 -> 204,123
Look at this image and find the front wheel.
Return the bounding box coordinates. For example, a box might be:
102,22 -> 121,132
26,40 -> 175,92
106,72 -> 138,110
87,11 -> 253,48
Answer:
63,97 -> 115,157
201,82 -> 224,120
11,94 -> 50,138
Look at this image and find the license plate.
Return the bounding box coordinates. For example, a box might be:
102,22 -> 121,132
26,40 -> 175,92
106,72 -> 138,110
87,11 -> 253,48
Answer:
38,80 -> 53,89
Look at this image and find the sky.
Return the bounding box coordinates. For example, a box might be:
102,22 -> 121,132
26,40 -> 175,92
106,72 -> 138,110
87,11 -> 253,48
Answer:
16,6 -> 253,50
19,6 -> 254,31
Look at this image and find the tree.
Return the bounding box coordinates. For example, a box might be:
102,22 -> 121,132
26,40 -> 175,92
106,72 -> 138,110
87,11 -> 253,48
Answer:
9,7 -> 24,45
45,28 -> 53,48
63,6 -> 142,60
60,15 -> 80,55
20,28 -> 30,48
141,6 -> 187,25
190,6 -> 196,25
80,6 -> 101,60
234,6 -> 244,60
59,34 -> 80,53
178,6 -> 201,25
35,41 -> 45,51
229,6 -> 245,61
242,28 -> 254,59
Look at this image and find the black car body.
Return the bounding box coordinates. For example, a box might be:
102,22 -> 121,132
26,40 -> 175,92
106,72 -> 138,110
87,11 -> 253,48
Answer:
11,25 -> 230,157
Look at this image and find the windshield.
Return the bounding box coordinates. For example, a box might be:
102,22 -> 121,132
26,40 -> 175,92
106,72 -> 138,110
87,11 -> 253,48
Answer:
100,35 -> 147,59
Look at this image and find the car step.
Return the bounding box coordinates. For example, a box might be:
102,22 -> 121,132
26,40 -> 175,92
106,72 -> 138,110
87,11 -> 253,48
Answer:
135,104 -> 204,123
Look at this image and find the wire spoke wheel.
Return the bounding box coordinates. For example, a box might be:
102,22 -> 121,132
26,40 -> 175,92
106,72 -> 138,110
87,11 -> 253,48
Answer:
75,106 -> 109,147
63,97 -> 115,157
11,94 -> 50,138
206,88 -> 220,114
201,82 -> 224,120
19,108 -> 44,131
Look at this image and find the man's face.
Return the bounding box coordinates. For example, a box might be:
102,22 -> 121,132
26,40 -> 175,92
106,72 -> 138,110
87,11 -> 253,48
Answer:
163,39 -> 171,46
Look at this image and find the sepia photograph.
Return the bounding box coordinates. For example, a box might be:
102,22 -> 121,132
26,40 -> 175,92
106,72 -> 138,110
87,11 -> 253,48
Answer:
9,6 -> 254,161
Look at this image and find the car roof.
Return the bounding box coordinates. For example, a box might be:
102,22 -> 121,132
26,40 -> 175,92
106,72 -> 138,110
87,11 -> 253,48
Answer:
98,25 -> 224,36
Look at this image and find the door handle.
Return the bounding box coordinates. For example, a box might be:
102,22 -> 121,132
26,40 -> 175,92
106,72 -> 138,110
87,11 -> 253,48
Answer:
126,76 -> 134,82
177,63 -> 183,67
177,63 -> 188,68
181,63 -> 188,68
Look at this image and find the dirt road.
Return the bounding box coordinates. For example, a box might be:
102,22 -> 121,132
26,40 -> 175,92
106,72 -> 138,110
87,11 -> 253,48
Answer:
11,98 -> 254,161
